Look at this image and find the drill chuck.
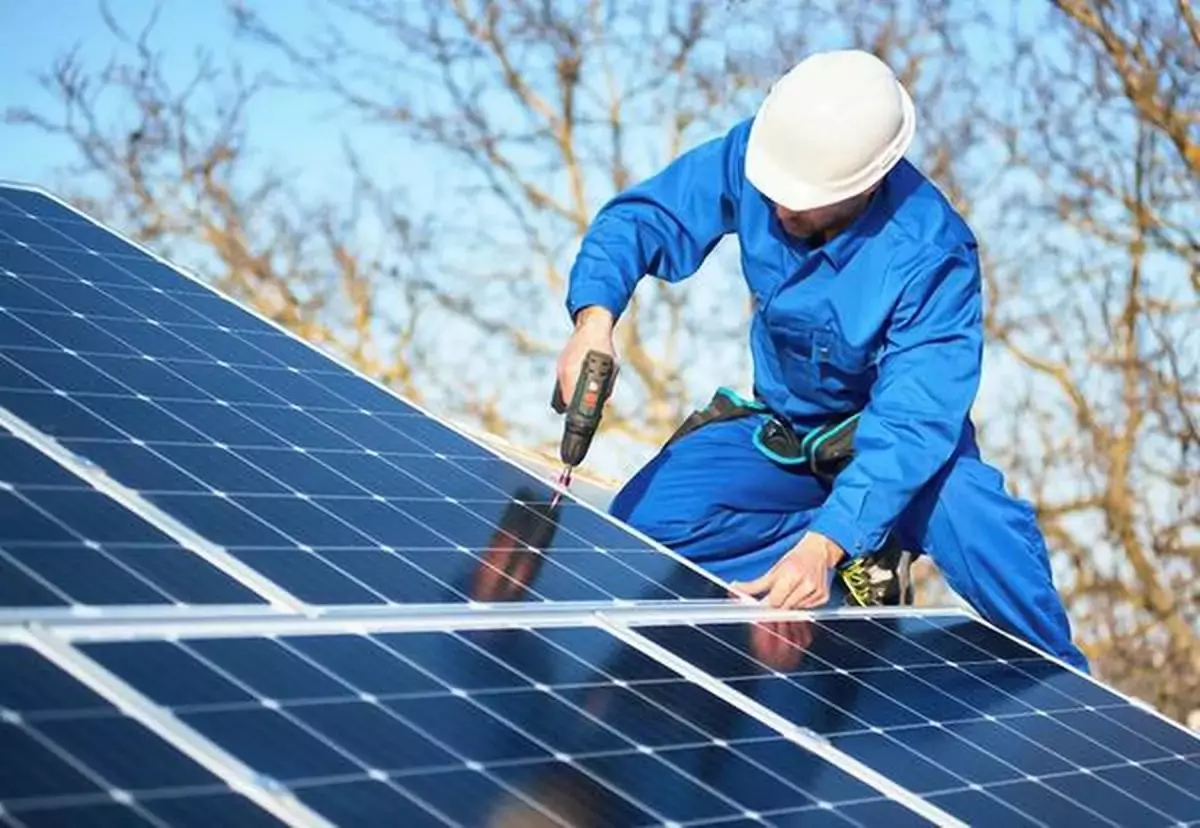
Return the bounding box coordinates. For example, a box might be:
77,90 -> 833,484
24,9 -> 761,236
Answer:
559,429 -> 593,468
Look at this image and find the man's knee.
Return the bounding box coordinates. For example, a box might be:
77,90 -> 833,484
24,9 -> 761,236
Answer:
610,417 -> 821,534
608,451 -> 716,540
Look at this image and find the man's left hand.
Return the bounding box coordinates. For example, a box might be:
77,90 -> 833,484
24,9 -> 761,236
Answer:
731,531 -> 846,609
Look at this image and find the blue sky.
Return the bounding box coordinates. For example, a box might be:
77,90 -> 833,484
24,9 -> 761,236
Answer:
1,2 -> 393,198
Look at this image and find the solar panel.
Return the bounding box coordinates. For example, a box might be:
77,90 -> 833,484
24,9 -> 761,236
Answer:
0,184 -> 726,609
0,430 -> 266,611
629,611 -> 1200,827
2,181 -> 1197,827
17,613 -> 942,828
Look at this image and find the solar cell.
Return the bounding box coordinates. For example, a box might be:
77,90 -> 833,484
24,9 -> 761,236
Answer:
0,638 -> 292,826
77,620 -> 939,827
629,611 -> 1200,827
0,431 -> 264,610
0,184 -> 726,608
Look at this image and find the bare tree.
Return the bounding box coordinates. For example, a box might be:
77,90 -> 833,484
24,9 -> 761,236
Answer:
232,0 -> 756,459
980,0 -> 1198,721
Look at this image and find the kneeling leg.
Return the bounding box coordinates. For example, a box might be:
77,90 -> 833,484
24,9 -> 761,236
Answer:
609,418 -> 828,585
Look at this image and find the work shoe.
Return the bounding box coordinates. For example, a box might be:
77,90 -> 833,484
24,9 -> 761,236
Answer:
837,541 -> 915,606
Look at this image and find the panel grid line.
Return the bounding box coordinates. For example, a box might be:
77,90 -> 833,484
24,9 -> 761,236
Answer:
49,614 -> 954,826
889,616 -> 1200,814
503,633 -> 897,828
942,602 -> 1200,743
183,624 -> 847,827
598,615 -> 966,827
0,407 -> 306,611
633,615 -> 1200,826
830,623 -> 1185,827
0,439 -> 211,607
3,701 -> 176,828
0,477 -> 179,605
279,630 -> 763,827
16,626 -> 334,828
826,617 -> 1200,779
662,615 -> 1199,823
162,636 -> 577,828
0,539 -> 82,608
342,626 -> 875,827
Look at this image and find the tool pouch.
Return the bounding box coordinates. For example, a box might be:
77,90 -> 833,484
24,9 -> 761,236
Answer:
800,413 -> 860,484
665,388 -> 860,484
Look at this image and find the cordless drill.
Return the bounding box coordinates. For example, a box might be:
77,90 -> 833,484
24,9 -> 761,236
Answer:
550,350 -> 617,494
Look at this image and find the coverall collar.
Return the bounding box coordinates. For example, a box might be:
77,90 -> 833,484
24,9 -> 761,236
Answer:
814,178 -> 892,271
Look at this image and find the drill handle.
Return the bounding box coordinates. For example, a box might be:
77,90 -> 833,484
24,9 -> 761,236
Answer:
552,350 -> 617,467
551,350 -> 615,414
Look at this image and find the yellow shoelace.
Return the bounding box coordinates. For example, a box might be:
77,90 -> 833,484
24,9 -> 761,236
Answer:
840,561 -> 874,604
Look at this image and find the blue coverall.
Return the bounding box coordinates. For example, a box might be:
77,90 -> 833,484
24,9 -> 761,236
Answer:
566,118 -> 1088,673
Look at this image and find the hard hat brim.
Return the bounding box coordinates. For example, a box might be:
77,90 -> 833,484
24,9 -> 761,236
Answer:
745,81 -> 917,212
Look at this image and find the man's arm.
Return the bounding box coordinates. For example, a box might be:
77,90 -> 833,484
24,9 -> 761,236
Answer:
807,243 -> 984,558
565,119 -> 750,322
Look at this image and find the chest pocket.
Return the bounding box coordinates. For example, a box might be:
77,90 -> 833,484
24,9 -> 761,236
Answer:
772,318 -> 878,405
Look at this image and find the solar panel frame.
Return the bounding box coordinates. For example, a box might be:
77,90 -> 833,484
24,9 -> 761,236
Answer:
0,181 -> 734,613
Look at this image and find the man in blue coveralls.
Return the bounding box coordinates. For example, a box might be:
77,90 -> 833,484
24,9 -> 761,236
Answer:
554,49 -> 1088,672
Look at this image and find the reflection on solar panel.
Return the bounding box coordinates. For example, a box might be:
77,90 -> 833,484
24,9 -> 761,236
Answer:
2,182 -> 1197,827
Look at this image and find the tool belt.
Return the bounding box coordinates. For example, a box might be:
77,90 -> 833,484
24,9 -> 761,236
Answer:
663,387 -> 860,484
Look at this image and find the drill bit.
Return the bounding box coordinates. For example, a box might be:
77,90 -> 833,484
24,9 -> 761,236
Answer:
549,465 -> 572,509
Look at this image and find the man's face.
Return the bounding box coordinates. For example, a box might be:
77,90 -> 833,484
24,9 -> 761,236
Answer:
774,190 -> 872,240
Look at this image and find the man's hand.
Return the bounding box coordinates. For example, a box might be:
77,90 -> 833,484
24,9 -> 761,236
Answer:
731,531 -> 846,609
556,306 -> 617,403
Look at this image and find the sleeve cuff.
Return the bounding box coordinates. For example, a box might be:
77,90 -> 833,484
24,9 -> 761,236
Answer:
808,504 -> 881,562
565,280 -> 629,322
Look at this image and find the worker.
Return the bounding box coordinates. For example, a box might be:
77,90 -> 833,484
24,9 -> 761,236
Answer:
554,49 -> 1088,673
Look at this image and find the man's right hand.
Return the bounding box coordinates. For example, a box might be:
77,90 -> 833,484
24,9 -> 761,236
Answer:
556,306 -> 617,405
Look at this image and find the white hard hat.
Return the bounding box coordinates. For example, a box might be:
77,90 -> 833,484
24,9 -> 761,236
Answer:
745,49 -> 916,211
